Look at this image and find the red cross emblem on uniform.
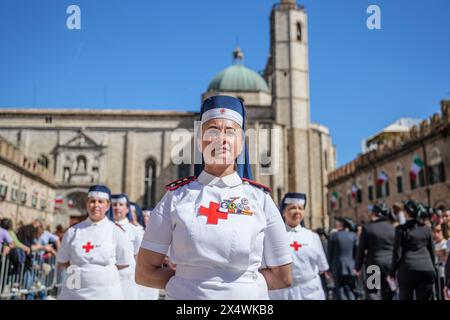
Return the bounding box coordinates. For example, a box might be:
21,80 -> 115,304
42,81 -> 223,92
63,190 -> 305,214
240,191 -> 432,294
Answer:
290,241 -> 302,251
199,201 -> 228,225
220,108 -> 226,114
82,241 -> 94,253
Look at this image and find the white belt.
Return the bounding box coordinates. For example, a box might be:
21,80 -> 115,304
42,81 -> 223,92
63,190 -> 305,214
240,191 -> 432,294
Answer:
176,265 -> 260,283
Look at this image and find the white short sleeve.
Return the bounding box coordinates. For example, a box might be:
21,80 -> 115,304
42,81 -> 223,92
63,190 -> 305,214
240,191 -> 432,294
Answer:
56,228 -> 73,263
140,191 -> 174,255
262,193 -> 292,267
114,226 -> 133,266
314,233 -> 329,272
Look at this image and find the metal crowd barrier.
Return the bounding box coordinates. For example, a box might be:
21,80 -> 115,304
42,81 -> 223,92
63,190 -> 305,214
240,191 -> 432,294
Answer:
0,245 -> 447,300
0,246 -> 61,300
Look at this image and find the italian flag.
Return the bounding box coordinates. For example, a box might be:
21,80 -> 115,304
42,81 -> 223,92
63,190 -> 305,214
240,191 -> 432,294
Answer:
55,195 -> 64,209
410,155 -> 424,181
55,195 -> 64,204
331,191 -> 339,208
376,171 -> 388,185
351,185 -> 358,199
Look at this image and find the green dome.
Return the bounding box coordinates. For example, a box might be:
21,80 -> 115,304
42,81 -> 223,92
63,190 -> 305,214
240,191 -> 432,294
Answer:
207,64 -> 270,93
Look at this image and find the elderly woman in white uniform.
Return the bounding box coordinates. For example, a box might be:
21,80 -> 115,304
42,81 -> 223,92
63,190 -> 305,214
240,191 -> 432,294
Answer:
111,193 -> 143,300
269,193 -> 330,300
136,95 -> 292,300
56,185 -> 132,300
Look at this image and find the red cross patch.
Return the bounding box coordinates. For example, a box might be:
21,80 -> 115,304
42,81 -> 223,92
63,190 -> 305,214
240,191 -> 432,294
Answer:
82,241 -> 95,253
290,241 -> 302,251
199,201 -> 228,225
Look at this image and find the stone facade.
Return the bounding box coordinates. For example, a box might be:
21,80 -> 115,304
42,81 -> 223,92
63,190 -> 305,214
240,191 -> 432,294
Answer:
0,136 -> 56,227
0,110 -> 197,227
0,1 -> 335,229
328,100 -> 450,224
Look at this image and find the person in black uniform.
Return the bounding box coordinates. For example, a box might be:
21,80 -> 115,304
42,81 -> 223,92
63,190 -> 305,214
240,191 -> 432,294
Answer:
354,203 -> 395,300
389,200 -> 436,300
328,216 -> 358,300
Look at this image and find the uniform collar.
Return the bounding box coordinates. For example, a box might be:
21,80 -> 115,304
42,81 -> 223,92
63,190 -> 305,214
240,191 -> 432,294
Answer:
87,216 -> 109,227
286,224 -> 302,232
116,218 -> 129,226
198,170 -> 242,187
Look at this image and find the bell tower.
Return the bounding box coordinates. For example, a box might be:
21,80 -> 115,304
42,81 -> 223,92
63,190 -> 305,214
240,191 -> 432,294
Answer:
270,0 -> 312,196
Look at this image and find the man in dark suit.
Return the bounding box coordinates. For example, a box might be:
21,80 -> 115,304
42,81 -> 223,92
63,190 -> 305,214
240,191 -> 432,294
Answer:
328,217 -> 358,300
354,203 -> 395,300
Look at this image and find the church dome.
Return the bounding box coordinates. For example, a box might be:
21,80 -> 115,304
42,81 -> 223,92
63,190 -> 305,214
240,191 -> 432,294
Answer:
207,47 -> 270,93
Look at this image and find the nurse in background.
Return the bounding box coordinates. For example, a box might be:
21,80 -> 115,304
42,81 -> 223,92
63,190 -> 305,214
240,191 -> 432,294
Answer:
130,202 -> 145,231
56,185 -> 131,300
269,193 -> 329,300
111,194 -> 142,300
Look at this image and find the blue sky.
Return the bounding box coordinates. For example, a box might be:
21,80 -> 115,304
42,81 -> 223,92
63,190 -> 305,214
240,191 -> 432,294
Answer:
0,0 -> 449,166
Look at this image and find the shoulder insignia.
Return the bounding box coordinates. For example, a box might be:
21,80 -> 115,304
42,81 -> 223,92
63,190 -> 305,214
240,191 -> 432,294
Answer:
165,176 -> 197,191
242,178 -> 272,193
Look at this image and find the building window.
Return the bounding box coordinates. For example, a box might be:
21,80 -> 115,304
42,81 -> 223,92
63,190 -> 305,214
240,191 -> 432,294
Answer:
429,162 -> 445,185
410,169 -> 425,190
75,155 -> 87,173
40,198 -> 47,209
37,155 -> 49,168
63,167 -> 71,182
11,188 -> 18,202
368,185 -> 374,201
347,193 -> 352,208
20,191 -> 27,204
376,184 -> 382,199
31,195 -> 38,208
144,158 -> 156,209
45,116 -> 52,123
0,184 -> 8,199
397,176 -> 404,193
377,182 -> 389,198
260,123 -> 272,169
338,197 -> 342,210
356,189 -> 363,203
296,22 -> 302,41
